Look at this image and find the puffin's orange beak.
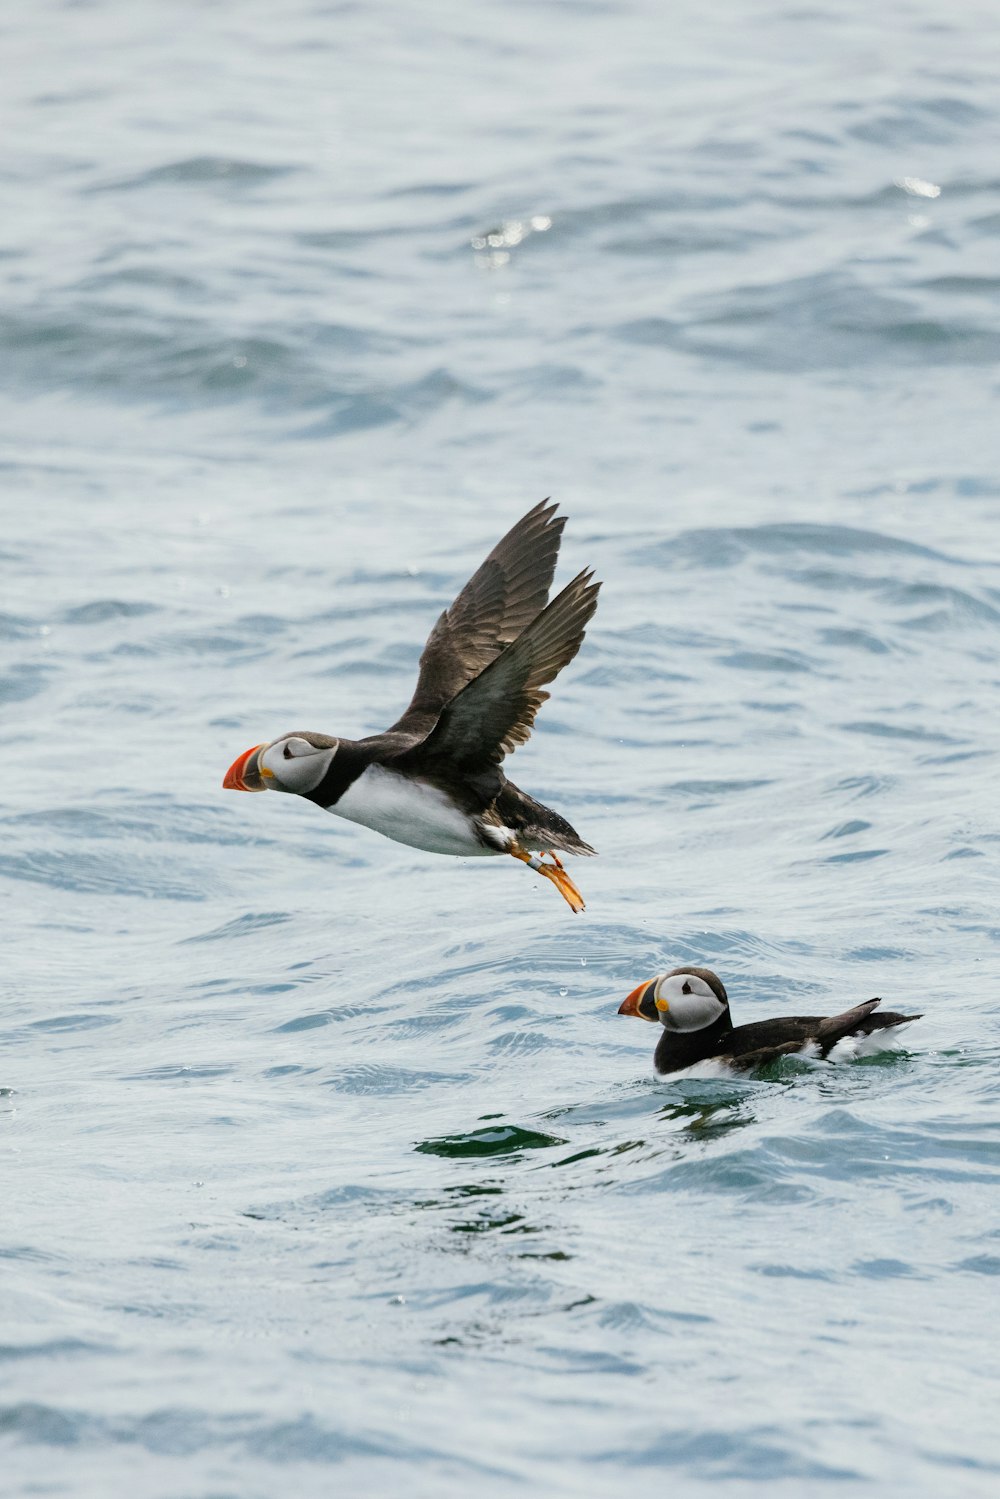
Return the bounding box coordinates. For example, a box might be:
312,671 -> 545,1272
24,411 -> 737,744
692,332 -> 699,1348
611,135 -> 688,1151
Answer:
223,744 -> 267,792
618,979 -> 659,1021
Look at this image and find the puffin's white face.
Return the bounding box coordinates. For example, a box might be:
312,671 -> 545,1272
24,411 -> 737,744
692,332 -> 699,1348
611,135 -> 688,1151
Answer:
653,972 -> 728,1032
619,966 -> 729,1031
257,733 -> 338,794
223,732 -> 338,796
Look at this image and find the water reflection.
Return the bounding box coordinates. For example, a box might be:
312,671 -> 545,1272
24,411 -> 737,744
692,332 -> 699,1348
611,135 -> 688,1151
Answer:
653,1092 -> 756,1143
411,1175 -> 569,1274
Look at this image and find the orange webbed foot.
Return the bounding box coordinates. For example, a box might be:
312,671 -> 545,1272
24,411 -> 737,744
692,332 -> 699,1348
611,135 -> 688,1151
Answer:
510,846 -> 585,913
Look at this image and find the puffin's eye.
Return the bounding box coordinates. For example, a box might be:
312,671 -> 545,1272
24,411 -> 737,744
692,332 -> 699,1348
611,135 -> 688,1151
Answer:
283,743 -> 293,759
682,980 -> 692,995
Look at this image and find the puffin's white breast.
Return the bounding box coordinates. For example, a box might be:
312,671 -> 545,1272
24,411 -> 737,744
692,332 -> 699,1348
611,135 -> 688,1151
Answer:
331,764 -> 502,857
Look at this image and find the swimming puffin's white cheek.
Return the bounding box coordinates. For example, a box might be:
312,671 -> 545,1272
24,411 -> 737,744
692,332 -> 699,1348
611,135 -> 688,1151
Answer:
655,975 -> 727,1032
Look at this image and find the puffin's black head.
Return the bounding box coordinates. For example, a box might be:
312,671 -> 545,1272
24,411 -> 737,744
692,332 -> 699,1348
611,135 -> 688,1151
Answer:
223,731 -> 339,795
618,966 -> 731,1032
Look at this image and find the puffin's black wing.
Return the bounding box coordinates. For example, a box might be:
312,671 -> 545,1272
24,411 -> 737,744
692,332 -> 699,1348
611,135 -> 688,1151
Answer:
390,501 -> 565,736
728,1040 -> 807,1071
815,998 -> 883,1046
727,1000 -> 920,1070
816,998 -> 920,1053
398,568 -> 600,774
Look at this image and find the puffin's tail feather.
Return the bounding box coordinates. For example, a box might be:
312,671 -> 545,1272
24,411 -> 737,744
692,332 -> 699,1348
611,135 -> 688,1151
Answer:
495,783 -> 596,856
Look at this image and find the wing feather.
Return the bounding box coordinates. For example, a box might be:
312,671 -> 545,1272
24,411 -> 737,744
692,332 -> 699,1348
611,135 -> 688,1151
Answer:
816,999 -> 882,1043
729,1041 -> 805,1071
401,568 -> 600,772
391,500 -> 565,733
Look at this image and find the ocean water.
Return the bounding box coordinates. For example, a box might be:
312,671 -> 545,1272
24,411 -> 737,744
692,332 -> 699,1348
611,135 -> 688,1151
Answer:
3,0 -> 1000,1494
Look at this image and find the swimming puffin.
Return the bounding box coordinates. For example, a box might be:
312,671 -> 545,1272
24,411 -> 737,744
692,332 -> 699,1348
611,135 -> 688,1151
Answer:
223,501 -> 600,911
618,966 -> 920,1073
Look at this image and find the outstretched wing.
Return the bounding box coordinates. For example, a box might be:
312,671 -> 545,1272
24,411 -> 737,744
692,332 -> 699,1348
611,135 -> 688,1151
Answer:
391,500 -> 565,735
400,568 -> 600,773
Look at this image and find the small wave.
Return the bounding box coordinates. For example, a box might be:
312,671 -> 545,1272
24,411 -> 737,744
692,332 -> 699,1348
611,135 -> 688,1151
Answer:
846,93 -> 988,148
596,1424 -> 862,1481
617,271 -> 1000,371
60,600 -> 158,625
719,649 -> 812,674
0,612 -> 39,640
823,848 -> 890,864
0,667 -> 49,706
0,1338 -> 115,1362
840,720 -> 960,743
643,521 -> 950,570
1,798 -> 280,850
0,310 -> 420,423
92,156 -> 295,192
0,849 -> 206,902
330,1065 -> 472,1096
26,1012 -> 118,1033
181,911 -> 292,944
821,819 -> 872,839
817,627 -> 891,654
270,1010 -> 336,1033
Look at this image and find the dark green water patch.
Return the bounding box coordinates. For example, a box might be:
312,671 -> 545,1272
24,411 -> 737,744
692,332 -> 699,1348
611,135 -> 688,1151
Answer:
450,1211 -> 529,1236
415,1125 -> 567,1159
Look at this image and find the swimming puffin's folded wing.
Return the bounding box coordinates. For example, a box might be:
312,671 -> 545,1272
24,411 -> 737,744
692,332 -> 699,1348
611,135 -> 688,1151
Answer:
392,500 -> 565,734
816,998 -> 920,1056
729,1041 -> 808,1071
401,568 -> 600,773
816,999 -> 882,1044
728,1007 -> 879,1070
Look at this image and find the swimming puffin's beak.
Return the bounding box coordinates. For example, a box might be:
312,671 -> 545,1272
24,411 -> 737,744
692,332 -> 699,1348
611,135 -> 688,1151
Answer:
618,979 -> 660,1022
223,744 -> 267,791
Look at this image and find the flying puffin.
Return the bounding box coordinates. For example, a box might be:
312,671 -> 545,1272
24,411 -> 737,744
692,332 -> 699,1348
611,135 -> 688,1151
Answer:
618,966 -> 920,1074
223,500 -> 600,911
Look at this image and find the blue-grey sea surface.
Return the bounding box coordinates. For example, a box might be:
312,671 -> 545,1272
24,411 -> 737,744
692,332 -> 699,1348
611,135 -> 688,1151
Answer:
3,1 -> 1000,1495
